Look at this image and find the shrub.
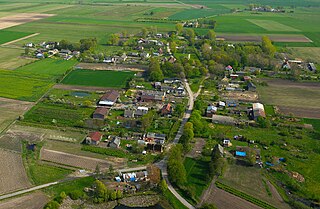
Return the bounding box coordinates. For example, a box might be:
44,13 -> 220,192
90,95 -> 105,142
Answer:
68,190 -> 84,200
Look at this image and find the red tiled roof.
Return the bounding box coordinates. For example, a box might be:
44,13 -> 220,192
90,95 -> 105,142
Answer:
88,132 -> 103,141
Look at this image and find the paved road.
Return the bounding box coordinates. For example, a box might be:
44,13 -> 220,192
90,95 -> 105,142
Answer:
0,182 -> 58,201
156,80 -> 196,209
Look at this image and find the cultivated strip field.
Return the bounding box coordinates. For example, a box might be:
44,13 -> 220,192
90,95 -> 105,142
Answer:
40,149 -> 116,171
0,191 -> 48,209
0,13 -> 54,30
0,97 -> 34,133
0,149 -> 30,195
247,19 -> 300,32
1,33 -> 39,46
218,34 -> 311,43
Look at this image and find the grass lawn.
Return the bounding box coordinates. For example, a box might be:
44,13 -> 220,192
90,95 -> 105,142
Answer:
303,118 -> 320,132
44,176 -> 95,197
163,189 -> 188,209
62,69 -> 135,88
182,157 -> 210,204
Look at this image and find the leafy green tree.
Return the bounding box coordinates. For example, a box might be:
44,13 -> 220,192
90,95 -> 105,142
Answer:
141,110 -> 155,131
109,33 -> 120,45
207,30 -> 216,41
141,27 -> 148,38
261,36 -> 276,57
175,23 -> 183,35
184,28 -> 195,45
159,179 -> 168,193
94,180 -> 108,199
168,145 -> 187,187
44,201 -> 60,209
148,58 -> 164,81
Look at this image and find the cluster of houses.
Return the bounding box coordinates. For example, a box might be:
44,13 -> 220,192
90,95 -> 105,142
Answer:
282,59 -> 317,73
154,78 -> 185,96
26,41 -> 80,60
92,90 -> 120,120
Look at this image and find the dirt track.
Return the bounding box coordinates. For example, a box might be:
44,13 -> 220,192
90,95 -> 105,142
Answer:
0,13 -> 54,30
0,192 -> 47,209
1,33 -> 39,46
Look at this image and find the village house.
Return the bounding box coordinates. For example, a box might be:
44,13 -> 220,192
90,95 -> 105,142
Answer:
147,143 -> 164,152
109,136 -> 121,148
206,104 -> 217,117
86,132 -> 103,145
223,139 -> 232,147
93,107 -> 108,120
135,106 -> 149,117
161,103 -> 172,115
144,132 -> 166,145
124,109 -> 135,118
99,90 -> 120,106
307,63 -> 317,72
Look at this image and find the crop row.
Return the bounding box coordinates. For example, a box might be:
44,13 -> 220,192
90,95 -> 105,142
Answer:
215,181 -> 278,209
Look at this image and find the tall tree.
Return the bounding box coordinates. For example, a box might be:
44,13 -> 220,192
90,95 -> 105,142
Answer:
207,30 -> 216,41
261,36 -> 276,57
109,33 -> 120,45
175,23 -> 183,35
148,58 -> 164,81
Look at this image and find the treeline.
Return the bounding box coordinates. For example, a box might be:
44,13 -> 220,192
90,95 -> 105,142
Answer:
58,38 -> 97,52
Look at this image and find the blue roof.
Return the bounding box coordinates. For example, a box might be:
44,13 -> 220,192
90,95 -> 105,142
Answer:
236,151 -> 246,157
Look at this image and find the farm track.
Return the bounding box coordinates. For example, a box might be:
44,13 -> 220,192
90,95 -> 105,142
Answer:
1,33 -> 40,46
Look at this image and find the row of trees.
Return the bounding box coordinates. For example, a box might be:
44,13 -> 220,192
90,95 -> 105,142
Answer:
93,180 -> 123,203
167,144 -> 187,188
59,38 -> 97,52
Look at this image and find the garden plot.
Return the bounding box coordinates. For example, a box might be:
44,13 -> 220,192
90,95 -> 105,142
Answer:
0,149 -> 30,195
0,191 -> 48,209
247,19 -> 300,32
0,13 -> 54,30
40,149 -> 118,171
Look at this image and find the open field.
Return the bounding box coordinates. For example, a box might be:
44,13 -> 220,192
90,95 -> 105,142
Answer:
61,69 -> 135,88
247,19 -> 300,32
0,13 -> 54,30
219,165 -> 289,209
217,34 -> 311,43
0,97 -> 33,133
0,149 -> 30,195
15,59 -> 77,80
40,149 -> 116,171
257,79 -> 320,118
0,30 -> 32,45
0,70 -> 54,101
289,47 -> 320,62
0,47 -> 36,70
0,191 -> 48,209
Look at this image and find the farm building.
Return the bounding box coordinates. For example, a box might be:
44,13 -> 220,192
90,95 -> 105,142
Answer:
206,104 -> 217,117
109,137 -> 121,148
86,132 -> 103,145
99,90 -> 119,106
93,107 -> 108,120
147,143 -> 164,152
244,67 -> 261,74
252,103 -> 266,120
246,82 -> 256,91
135,106 -> 149,117
161,103 -> 172,115
124,109 -> 135,118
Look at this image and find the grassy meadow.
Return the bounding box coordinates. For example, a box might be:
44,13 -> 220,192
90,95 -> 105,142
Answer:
0,30 -> 32,45
62,69 -> 135,88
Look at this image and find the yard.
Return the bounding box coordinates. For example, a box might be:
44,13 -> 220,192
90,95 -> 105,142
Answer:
61,69 -> 135,88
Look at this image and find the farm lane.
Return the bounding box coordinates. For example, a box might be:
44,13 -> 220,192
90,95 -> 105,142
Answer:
0,182 -> 58,201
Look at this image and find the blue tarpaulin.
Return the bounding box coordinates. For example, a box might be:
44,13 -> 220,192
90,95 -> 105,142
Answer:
236,151 -> 246,157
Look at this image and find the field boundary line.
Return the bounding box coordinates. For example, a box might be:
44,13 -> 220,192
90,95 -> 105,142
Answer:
1,33 -> 40,46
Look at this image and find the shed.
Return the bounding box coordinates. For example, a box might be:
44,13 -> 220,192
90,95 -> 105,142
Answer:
99,90 -> 119,106
93,107 -> 108,120
86,132 -> 103,145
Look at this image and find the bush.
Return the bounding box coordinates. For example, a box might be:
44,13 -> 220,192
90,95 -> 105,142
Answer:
44,201 -> 60,209
81,145 -> 126,158
68,190 -> 84,200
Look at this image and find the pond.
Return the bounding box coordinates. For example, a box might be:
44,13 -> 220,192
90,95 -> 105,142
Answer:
114,204 -> 164,209
71,91 -> 91,97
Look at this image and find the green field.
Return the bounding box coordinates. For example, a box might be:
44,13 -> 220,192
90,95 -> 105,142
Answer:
16,59 -> 77,80
0,30 -> 31,45
0,70 -> 53,101
0,47 -> 36,70
247,19 -> 300,32
62,69 -> 135,88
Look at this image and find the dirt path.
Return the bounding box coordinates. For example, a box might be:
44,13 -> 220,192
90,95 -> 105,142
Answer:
186,138 -> 205,158
266,181 -> 290,209
1,33 -> 40,46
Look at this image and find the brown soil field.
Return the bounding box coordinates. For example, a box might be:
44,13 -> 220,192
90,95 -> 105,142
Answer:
76,63 -> 147,71
218,34 -> 311,43
0,191 -> 48,209
40,149 -> 120,171
204,185 -> 262,209
0,149 -> 30,195
258,79 -> 320,119
0,97 -> 34,133
0,13 -> 54,30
